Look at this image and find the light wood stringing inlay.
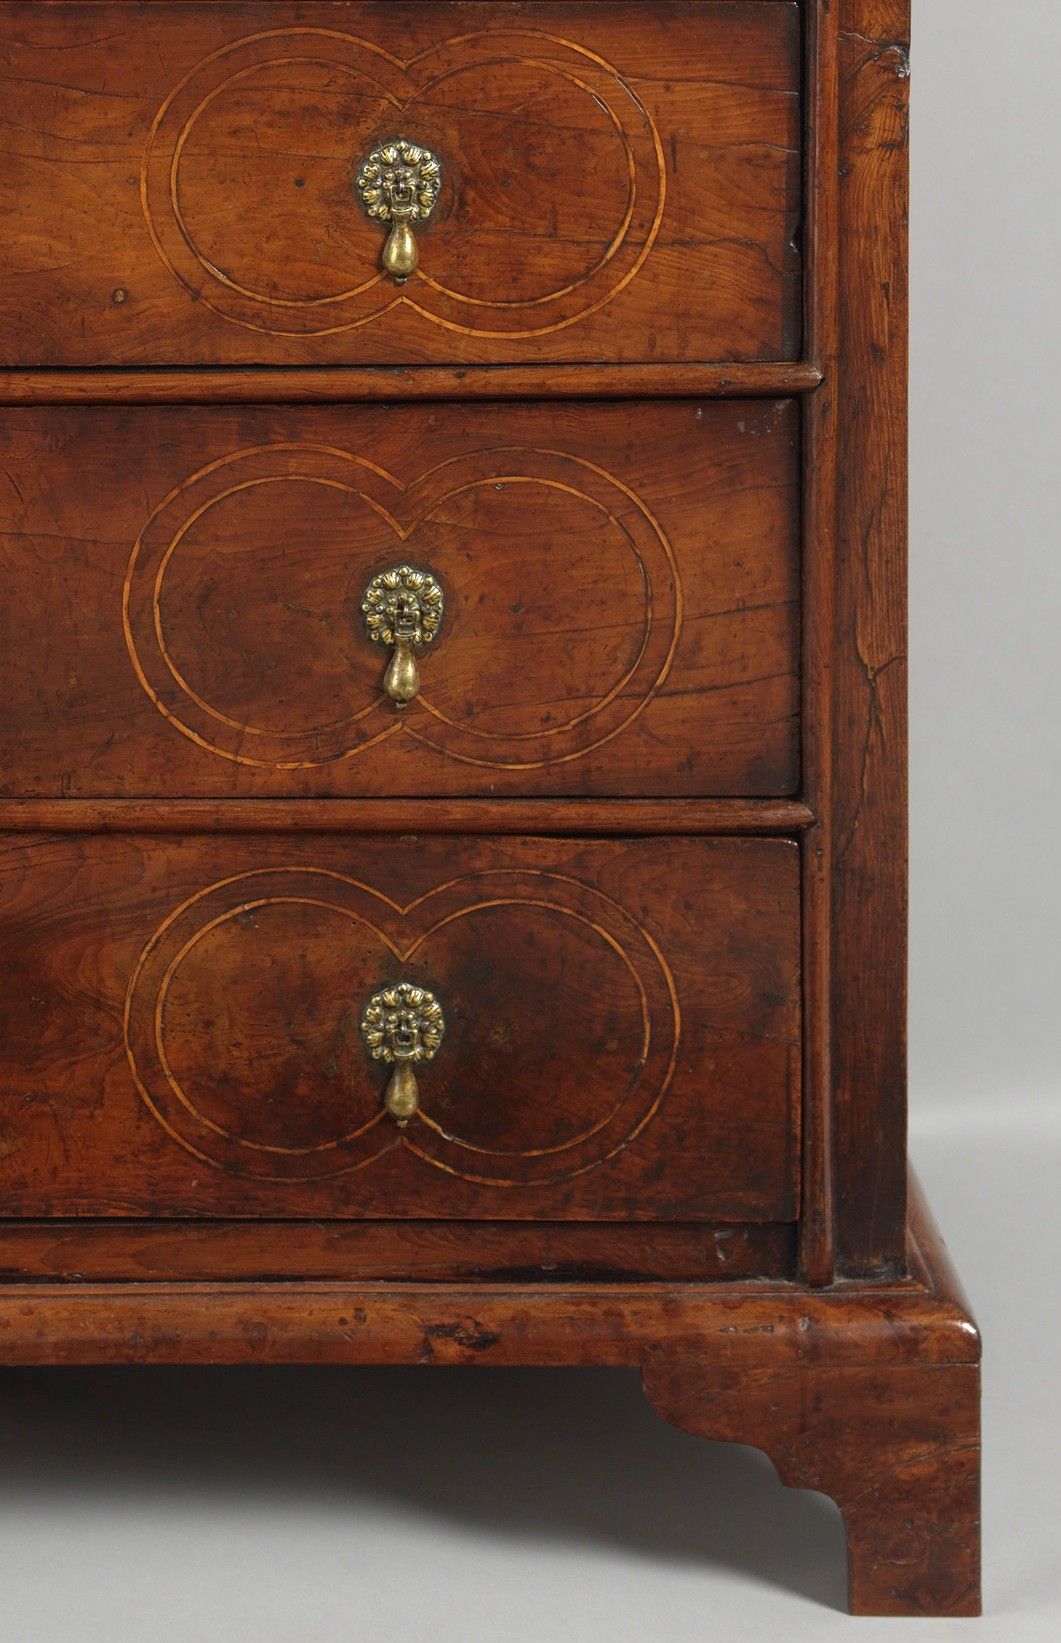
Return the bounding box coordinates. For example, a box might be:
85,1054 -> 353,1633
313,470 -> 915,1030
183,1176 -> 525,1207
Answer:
141,28 -> 665,338
124,865 -> 681,1184
123,442 -> 681,771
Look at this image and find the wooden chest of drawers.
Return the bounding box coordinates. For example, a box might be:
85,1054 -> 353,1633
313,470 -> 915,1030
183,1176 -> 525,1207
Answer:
0,0 -> 980,1616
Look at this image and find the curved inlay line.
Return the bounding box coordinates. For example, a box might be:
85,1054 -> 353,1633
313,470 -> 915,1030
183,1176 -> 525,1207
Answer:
170,56 -> 400,309
140,27 -> 665,338
151,474 -> 403,740
123,442 -> 682,772
409,56 -> 637,311
124,865 -> 681,1186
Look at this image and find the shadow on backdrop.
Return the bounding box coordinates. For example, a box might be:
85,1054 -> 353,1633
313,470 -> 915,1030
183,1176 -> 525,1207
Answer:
0,1364 -> 846,1609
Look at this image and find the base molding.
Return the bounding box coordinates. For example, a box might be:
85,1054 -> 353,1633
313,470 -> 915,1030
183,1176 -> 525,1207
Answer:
0,1171 -> 979,1615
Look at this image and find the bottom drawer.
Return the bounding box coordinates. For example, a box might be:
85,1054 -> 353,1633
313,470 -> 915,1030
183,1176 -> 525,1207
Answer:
0,834 -> 800,1223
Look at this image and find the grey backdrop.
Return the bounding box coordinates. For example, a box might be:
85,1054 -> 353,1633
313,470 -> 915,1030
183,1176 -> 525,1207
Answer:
909,0 -> 1061,1122
2,3 -> 1059,1638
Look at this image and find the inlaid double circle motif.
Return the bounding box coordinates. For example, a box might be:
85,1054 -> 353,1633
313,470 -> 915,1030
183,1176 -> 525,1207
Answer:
124,866 -> 680,1185
122,442 -> 681,772
140,27 -> 665,337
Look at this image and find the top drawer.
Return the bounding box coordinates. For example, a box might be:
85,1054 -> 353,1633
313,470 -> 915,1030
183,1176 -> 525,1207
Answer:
0,1 -> 802,366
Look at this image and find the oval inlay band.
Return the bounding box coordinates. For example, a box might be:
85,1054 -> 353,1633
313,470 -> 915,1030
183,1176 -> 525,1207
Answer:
140,27 -> 665,338
123,442 -> 682,772
124,865 -> 681,1184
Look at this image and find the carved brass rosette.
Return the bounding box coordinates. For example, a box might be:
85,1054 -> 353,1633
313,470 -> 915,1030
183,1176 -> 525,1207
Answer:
355,138 -> 442,283
360,981 -> 446,1126
360,562 -> 444,707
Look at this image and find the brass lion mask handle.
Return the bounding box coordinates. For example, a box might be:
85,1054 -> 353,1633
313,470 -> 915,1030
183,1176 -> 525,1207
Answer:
355,138 -> 442,283
360,981 -> 445,1126
361,563 -> 444,707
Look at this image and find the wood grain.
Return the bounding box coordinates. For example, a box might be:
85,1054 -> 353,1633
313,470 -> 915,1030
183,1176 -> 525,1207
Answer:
0,833 -> 802,1222
0,1263 -> 981,1368
0,1219 -> 797,1283
0,1 -> 980,1615
0,1 -> 802,366
798,0 -> 840,1282
0,797 -> 816,835
0,399 -> 801,799
0,1168 -> 981,1371
645,1357 -> 980,1615
0,363 -> 823,405
830,0 -> 911,1276
644,1169 -> 981,1616
0,1166 -> 981,1620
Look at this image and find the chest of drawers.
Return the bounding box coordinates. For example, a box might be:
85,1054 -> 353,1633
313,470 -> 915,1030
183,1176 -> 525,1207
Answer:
0,0 -> 980,1616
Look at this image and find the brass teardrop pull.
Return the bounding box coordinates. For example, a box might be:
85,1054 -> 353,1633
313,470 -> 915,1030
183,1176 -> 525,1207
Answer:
361,563 -> 444,708
382,217 -> 418,283
360,982 -> 446,1127
355,138 -> 442,285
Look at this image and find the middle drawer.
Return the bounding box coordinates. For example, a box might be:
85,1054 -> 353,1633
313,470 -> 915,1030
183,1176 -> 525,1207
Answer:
0,399 -> 800,798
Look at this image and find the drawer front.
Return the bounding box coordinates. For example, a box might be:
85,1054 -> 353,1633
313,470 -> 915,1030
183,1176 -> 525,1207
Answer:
0,400 -> 800,798
0,1 -> 802,365
0,835 -> 801,1221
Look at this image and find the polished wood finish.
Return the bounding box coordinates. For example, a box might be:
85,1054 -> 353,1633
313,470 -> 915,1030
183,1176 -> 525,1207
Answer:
0,833 -> 801,1221
0,1175 -> 977,1370
794,0 -> 840,1287
0,0 -> 980,1615
0,1219 -> 797,1283
0,1 -> 801,366
646,1173 -> 982,1616
645,1361 -> 980,1616
0,1170 -> 981,1617
0,400 -> 800,799
0,362 -> 823,405
0,797 -> 815,836
829,0 -> 911,1276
